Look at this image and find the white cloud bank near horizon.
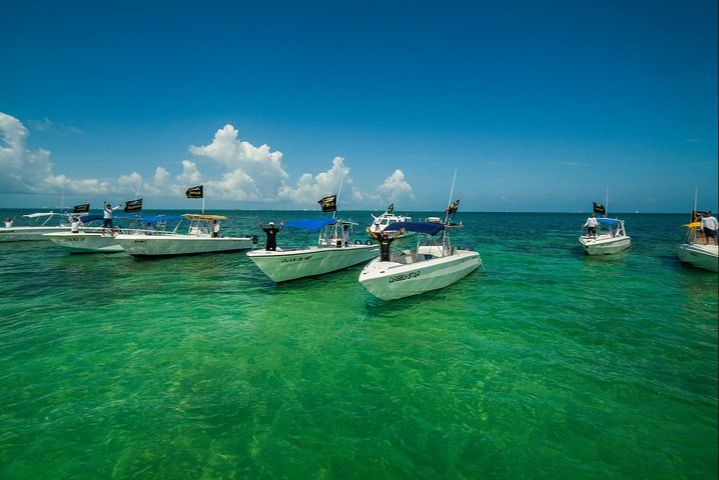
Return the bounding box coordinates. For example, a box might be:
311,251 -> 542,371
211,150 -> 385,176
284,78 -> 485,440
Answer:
0,112 -> 414,208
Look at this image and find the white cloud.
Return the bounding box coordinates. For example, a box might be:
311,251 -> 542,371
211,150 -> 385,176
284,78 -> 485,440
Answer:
376,169 -> 415,203
279,156 -> 354,205
176,160 -> 202,185
189,124 -> 288,200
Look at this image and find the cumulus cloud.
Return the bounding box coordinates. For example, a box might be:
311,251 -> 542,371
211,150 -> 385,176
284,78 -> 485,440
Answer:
279,156 -> 353,204
1,112 -> 415,209
189,124 -> 288,200
376,169 -> 415,203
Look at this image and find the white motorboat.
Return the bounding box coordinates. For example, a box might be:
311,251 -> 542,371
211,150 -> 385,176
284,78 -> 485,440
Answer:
579,218 -> 631,255
369,206 -> 414,238
677,221 -> 718,272
359,222 -> 482,300
247,218 -> 379,282
115,214 -> 254,257
43,215 -> 184,253
0,212 -> 78,242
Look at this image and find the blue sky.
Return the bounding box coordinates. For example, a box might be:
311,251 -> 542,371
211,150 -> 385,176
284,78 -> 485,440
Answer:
1,0 -> 717,213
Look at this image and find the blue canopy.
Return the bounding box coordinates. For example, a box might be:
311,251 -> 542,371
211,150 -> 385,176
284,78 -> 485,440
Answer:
136,215 -> 185,223
384,221 -> 445,235
78,214 -> 104,223
284,218 -> 337,231
597,218 -> 620,225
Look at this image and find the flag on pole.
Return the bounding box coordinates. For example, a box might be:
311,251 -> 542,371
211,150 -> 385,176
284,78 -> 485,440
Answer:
186,185 -> 204,198
318,195 -> 337,212
593,202 -> 606,215
387,203 -> 394,214
72,204 -> 90,213
124,199 -> 143,213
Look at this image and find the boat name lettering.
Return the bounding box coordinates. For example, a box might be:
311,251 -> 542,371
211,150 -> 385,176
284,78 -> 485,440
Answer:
388,271 -> 420,283
281,256 -> 312,263
134,240 -> 147,244
63,237 -> 85,242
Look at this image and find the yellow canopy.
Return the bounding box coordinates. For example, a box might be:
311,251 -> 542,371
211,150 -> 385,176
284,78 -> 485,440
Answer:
683,221 -> 702,229
183,214 -> 227,220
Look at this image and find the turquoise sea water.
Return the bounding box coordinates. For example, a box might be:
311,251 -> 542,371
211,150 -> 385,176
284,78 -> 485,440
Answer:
1,210 -> 717,479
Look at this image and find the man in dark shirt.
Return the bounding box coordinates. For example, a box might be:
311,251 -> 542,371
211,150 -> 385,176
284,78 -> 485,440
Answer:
259,220 -> 284,251
367,227 -> 404,261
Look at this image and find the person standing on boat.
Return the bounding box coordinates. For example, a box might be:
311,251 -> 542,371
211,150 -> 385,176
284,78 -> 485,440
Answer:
102,201 -> 122,236
212,220 -> 221,238
70,215 -> 81,234
583,213 -> 598,240
259,220 -> 284,251
3,217 -> 14,228
701,211 -> 718,246
367,227 -> 404,262
342,224 -> 351,247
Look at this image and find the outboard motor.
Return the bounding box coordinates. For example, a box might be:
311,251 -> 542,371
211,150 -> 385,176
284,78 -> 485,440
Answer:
251,235 -> 258,245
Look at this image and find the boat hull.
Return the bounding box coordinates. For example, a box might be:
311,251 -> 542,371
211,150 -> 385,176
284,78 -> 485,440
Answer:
115,234 -> 254,257
677,244 -> 718,272
247,244 -> 379,282
359,250 -> 481,300
579,235 -> 631,255
0,226 -> 75,242
44,232 -> 124,253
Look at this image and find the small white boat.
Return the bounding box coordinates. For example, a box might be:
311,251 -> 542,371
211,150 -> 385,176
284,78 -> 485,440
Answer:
359,222 -> 482,300
579,218 -> 631,255
0,212 -> 78,242
247,218 -> 379,282
368,206 -> 414,238
115,214 -> 254,257
43,215 -> 184,253
677,221 -> 718,272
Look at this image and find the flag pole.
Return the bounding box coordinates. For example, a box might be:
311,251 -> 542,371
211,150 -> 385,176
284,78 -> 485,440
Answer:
202,196 -> 205,214
693,185 -> 698,220
334,175 -> 345,220
605,186 -> 609,218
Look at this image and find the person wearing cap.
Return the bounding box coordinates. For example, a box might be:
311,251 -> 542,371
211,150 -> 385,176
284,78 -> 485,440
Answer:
367,227 -> 405,262
3,216 -> 14,228
259,220 -> 284,251
700,211 -> 718,246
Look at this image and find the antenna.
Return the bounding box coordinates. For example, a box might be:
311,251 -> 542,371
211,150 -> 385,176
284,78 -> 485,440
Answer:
444,168 -> 458,224
693,185 -> 698,218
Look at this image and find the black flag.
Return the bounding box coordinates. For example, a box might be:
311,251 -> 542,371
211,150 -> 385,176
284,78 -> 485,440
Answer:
124,198 -> 143,213
318,195 -> 337,212
593,202 -> 606,215
446,199 -> 460,215
72,204 -> 90,214
387,203 -> 394,214
186,185 -> 204,198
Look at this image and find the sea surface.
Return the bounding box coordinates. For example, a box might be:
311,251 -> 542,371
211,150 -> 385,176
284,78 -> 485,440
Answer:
1,210 -> 717,479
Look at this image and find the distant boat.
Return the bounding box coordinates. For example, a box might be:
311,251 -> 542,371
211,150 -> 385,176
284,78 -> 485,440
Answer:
115,214 -> 254,257
44,215 -> 184,253
677,221 -> 718,273
368,206 -> 414,238
579,218 -> 632,255
247,219 -> 378,282
359,221 -> 482,300
0,212 -> 79,242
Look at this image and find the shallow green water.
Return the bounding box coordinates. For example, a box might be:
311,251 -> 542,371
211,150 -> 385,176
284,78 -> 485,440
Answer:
1,210 -> 717,479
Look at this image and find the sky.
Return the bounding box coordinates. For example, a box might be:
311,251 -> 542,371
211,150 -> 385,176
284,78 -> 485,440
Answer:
1,0 -> 717,213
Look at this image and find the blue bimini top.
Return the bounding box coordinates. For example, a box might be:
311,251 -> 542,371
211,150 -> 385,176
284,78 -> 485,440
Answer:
384,221 -> 445,235
597,218 -> 620,226
283,218 -> 337,231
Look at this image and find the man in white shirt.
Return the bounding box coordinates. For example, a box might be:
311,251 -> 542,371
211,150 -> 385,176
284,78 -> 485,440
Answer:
342,224 -> 351,247
212,220 -> 220,238
70,216 -> 81,233
583,213 -> 599,239
700,211 -> 718,246
3,216 -> 14,228
102,201 -> 121,236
